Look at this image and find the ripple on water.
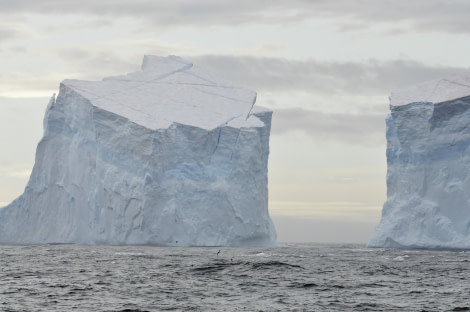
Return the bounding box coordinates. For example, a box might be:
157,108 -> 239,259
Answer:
1,244 -> 470,311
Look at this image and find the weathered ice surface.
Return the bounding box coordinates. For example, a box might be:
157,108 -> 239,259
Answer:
0,55 -> 276,246
368,76 -> 470,249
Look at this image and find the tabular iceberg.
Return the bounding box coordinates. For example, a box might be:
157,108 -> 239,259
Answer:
368,75 -> 470,249
0,55 -> 276,246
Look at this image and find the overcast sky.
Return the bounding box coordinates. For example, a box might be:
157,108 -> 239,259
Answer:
1,0 -> 470,244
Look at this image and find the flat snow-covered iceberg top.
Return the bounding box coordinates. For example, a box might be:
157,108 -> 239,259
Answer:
391,75 -> 470,107
63,55 -> 263,130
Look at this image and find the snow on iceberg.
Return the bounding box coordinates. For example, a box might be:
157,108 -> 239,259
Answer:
0,55 -> 277,246
368,75 -> 470,249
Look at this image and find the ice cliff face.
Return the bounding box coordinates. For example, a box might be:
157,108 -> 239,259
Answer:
0,55 -> 276,246
368,76 -> 470,249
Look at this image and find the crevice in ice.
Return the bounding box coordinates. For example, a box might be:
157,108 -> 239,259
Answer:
245,93 -> 257,120
219,114 -> 244,128
443,78 -> 470,89
193,87 -> 247,104
230,129 -> 242,160
145,81 -> 243,90
123,198 -> 143,241
185,71 -> 218,86
211,128 -> 223,162
185,70 -> 239,89
227,200 -> 245,225
428,79 -> 441,103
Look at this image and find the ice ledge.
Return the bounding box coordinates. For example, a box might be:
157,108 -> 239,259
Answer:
391,74 -> 470,107
62,55 -> 267,131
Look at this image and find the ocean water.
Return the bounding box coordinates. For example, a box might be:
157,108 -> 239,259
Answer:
1,243 -> 469,311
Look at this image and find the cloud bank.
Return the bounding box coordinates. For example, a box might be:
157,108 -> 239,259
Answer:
0,0 -> 469,33
192,55 -> 469,95
1,53 -> 468,98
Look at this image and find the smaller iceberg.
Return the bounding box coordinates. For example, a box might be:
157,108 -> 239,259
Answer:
369,75 -> 470,249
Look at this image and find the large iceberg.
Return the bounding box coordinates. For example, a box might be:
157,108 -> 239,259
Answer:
0,55 -> 276,246
368,75 -> 470,249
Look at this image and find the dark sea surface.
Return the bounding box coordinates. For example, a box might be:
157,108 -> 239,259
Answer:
1,243 -> 470,311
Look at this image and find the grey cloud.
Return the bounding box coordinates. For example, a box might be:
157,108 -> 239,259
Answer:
53,51 -> 470,96
0,27 -> 26,43
0,0 -> 470,33
4,52 -> 468,100
299,0 -> 470,34
271,108 -> 385,146
55,48 -> 141,79
0,1 -> 290,26
191,55 -> 469,95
